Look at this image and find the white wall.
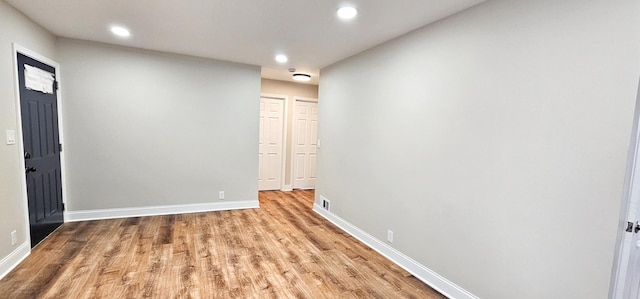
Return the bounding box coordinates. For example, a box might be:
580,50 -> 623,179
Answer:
0,1 -> 57,271
317,0 -> 640,298
57,38 -> 261,211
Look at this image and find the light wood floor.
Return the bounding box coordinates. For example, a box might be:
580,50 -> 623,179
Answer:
0,190 -> 444,298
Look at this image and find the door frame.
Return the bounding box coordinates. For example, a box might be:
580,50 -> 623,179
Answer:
12,43 -> 68,247
290,96 -> 318,190
259,93 -> 288,191
610,77 -> 640,298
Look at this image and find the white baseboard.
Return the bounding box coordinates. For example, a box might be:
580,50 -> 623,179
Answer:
66,200 -> 260,222
313,204 -> 478,299
0,242 -> 30,280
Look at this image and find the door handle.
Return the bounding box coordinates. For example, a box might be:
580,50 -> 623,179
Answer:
25,167 -> 37,173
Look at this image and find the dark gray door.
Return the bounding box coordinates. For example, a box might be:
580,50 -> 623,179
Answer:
17,53 -> 64,248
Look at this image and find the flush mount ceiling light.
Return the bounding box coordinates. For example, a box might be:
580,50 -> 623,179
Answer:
110,26 -> 130,37
275,54 -> 288,63
292,73 -> 311,82
337,6 -> 358,20
111,26 -> 131,37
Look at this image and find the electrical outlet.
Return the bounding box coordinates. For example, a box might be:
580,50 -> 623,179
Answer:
219,191 -> 225,200
387,230 -> 394,243
11,230 -> 17,246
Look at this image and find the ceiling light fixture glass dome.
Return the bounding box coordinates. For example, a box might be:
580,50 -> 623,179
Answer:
292,73 -> 311,82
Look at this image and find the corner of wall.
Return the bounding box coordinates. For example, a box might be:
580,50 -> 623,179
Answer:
312,203 -> 479,299
0,242 -> 30,280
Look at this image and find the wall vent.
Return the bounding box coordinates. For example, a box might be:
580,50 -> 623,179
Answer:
321,196 -> 330,211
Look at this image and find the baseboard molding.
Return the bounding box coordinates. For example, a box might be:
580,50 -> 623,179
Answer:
313,204 -> 478,299
0,242 -> 30,280
66,200 -> 260,222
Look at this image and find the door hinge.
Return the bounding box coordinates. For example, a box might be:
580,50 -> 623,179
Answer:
62,202 -> 65,211
54,80 -> 59,91
626,221 -> 640,233
59,143 -> 62,152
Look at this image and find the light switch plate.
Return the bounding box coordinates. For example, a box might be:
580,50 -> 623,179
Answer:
6,130 -> 16,145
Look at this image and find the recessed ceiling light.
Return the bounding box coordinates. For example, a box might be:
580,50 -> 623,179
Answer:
337,6 -> 358,20
110,26 -> 130,37
275,55 -> 288,63
292,73 -> 311,82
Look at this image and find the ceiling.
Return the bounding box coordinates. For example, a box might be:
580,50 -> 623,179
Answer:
6,0 -> 484,85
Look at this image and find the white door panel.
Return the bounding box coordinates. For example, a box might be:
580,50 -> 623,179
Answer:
292,100 -> 318,189
294,154 -> 305,180
267,117 -> 281,144
309,153 -> 317,180
258,97 -> 284,190
296,119 -> 306,145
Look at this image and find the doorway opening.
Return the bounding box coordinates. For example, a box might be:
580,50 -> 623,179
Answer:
259,78 -> 319,191
13,44 -> 67,248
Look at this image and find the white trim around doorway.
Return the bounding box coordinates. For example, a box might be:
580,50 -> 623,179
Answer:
610,78 -> 640,298
11,43 -> 69,253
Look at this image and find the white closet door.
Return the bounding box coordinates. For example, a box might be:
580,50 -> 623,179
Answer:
258,97 -> 284,190
292,100 -> 318,189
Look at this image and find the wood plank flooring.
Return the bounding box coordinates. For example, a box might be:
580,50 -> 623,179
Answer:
0,190 -> 445,298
